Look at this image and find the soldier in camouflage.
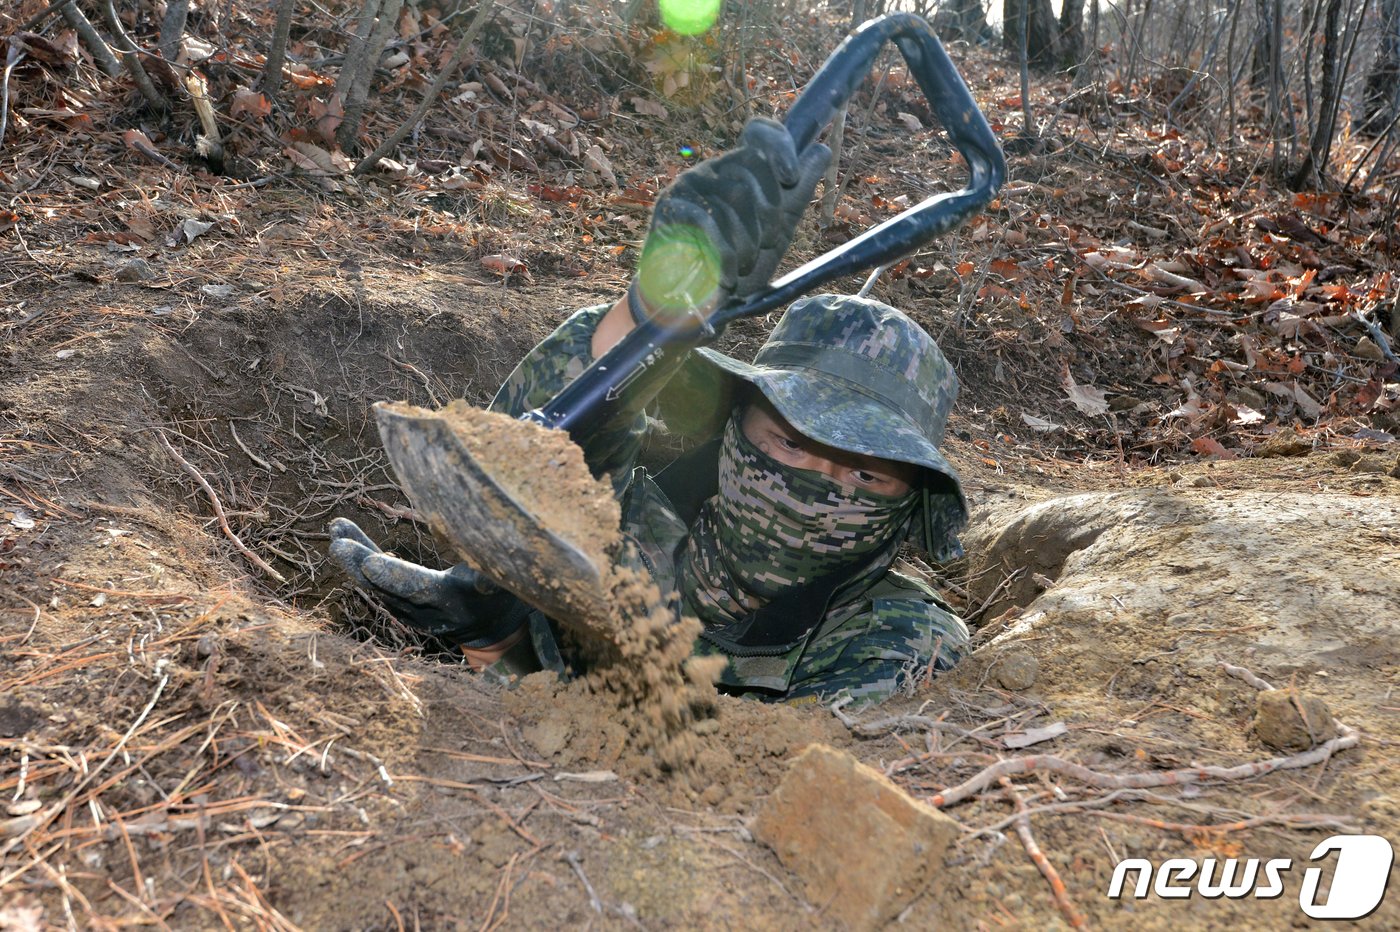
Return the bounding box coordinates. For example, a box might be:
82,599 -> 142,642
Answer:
331,117 -> 970,706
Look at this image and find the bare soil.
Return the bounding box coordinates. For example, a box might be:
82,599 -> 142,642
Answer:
4,246 -> 1398,929
2,15 -> 1399,927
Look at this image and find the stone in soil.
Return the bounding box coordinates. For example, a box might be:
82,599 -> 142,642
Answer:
752,744 -> 957,930
995,648 -> 1039,690
1254,688 -> 1339,751
1259,427 -> 1311,457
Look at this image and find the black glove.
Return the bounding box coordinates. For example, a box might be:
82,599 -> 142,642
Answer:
328,518 -> 531,648
630,117 -> 831,323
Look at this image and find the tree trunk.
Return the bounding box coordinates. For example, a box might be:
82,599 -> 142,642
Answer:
337,0 -> 404,153
1290,0 -> 1345,187
1002,0 -> 1058,70
1058,0 -> 1086,67
937,0 -> 993,44
260,0 -> 298,99
1361,0 -> 1400,136
1251,0 -> 1280,89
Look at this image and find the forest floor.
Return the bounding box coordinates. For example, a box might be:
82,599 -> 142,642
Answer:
3,6 -> 1400,930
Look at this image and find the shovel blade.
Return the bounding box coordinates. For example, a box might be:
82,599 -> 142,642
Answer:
373,402 -> 615,632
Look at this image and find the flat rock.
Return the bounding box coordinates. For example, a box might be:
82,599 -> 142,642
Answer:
752,744 -> 957,930
1259,427 -> 1311,457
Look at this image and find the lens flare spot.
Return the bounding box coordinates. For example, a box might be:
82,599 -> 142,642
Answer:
635,223 -> 723,322
678,144 -> 695,159
658,0 -> 723,36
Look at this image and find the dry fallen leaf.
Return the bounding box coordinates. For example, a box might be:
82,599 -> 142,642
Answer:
1003,721 -> 1068,749
284,142 -> 351,176
172,218 -> 216,246
1190,437 -> 1235,459
1231,404 -> 1266,425
481,254 -> 528,278
583,145 -> 618,188
1292,382 -> 1323,418
1147,262 -> 1205,293
1061,366 -> 1109,416
230,86 -> 271,121
285,65 -> 333,89
896,111 -> 924,132
629,96 -> 667,119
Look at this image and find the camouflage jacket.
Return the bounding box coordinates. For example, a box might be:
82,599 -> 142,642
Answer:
489,304 -> 969,705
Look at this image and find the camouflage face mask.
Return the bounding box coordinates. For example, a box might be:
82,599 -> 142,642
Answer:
680,416 -> 916,626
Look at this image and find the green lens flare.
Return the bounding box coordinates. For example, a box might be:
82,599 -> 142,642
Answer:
636,224 -> 723,322
658,0 -> 722,36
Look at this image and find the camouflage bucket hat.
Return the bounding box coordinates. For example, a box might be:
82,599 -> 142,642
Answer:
693,294 -> 966,519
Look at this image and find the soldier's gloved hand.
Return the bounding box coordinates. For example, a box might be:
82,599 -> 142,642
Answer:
630,117 -> 831,324
328,518 -> 530,648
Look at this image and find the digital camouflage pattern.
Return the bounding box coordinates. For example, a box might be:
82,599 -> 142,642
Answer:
488,298 -> 970,705
697,294 -> 962,469
679,417 -> 914,621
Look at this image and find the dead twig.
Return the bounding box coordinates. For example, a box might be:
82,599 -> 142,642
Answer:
926,724 -> 1359,808
697,835 -> 814,909
967,567 -> 1025,625
1220,662 -> 1274,691
355,0 -> 497,174
480,851 -> 520,932
970,787 -> 1359,837
100,0 -> 169,110
377,350 -> 443,406
1353,310 -> 1399,364
1089,808 -> 1360,835
0,663 -> 171,860
20,0 -> 72,31
156,431 -> 286,584
60,1 -> 121,77
0,40 -> 23,149
562,850 -> 602,913
228,421 -> 273,471
834,706 -> 1003,749
1001,778 -> 1088,930
124,129 -> 183,170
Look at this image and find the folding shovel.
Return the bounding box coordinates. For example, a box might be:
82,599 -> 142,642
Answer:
375,13 -> 1006,629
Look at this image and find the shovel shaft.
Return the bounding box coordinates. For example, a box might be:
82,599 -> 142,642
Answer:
530,13 -> 1005,439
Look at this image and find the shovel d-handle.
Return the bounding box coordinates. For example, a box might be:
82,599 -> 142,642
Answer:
528,13 -> 1005,439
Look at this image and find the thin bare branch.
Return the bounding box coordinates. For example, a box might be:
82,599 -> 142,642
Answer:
101,0 -> 169,110
259,0 -> 297,99
354,0 -> 497,174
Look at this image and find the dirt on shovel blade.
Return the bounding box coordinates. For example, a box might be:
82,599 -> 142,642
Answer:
376,399 -> 623,635
434,401 -> 621,572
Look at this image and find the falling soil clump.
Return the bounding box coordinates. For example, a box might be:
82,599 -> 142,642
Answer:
387,400 -> 724,778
